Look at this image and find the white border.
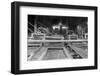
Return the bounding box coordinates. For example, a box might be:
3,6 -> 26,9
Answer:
20,6 -> 95,70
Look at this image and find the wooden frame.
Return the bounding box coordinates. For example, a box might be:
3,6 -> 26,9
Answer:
11,1 -> 98,74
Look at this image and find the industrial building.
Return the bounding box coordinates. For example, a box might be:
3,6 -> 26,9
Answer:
27,15 -> 88,61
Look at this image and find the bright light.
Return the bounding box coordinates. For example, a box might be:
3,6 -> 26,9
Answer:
62,26 -> 68,29
52,26 -> 60,30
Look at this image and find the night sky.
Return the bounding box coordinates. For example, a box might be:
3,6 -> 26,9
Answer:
28,15 -> 88,33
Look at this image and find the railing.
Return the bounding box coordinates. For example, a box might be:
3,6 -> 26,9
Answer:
28,39 -> 88,42
45,35 -> 64,40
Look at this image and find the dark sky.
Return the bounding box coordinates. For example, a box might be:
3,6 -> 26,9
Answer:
28,15 -> 88,32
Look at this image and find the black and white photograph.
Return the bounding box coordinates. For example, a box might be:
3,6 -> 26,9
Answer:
11,1 -> 97,74
27,15 -> 88,61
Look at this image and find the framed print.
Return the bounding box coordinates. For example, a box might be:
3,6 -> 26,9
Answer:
11,1 -> 98,74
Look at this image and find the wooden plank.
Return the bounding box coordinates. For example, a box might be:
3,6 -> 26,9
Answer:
69,45 -> 88,58
63,47 -> 73,59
